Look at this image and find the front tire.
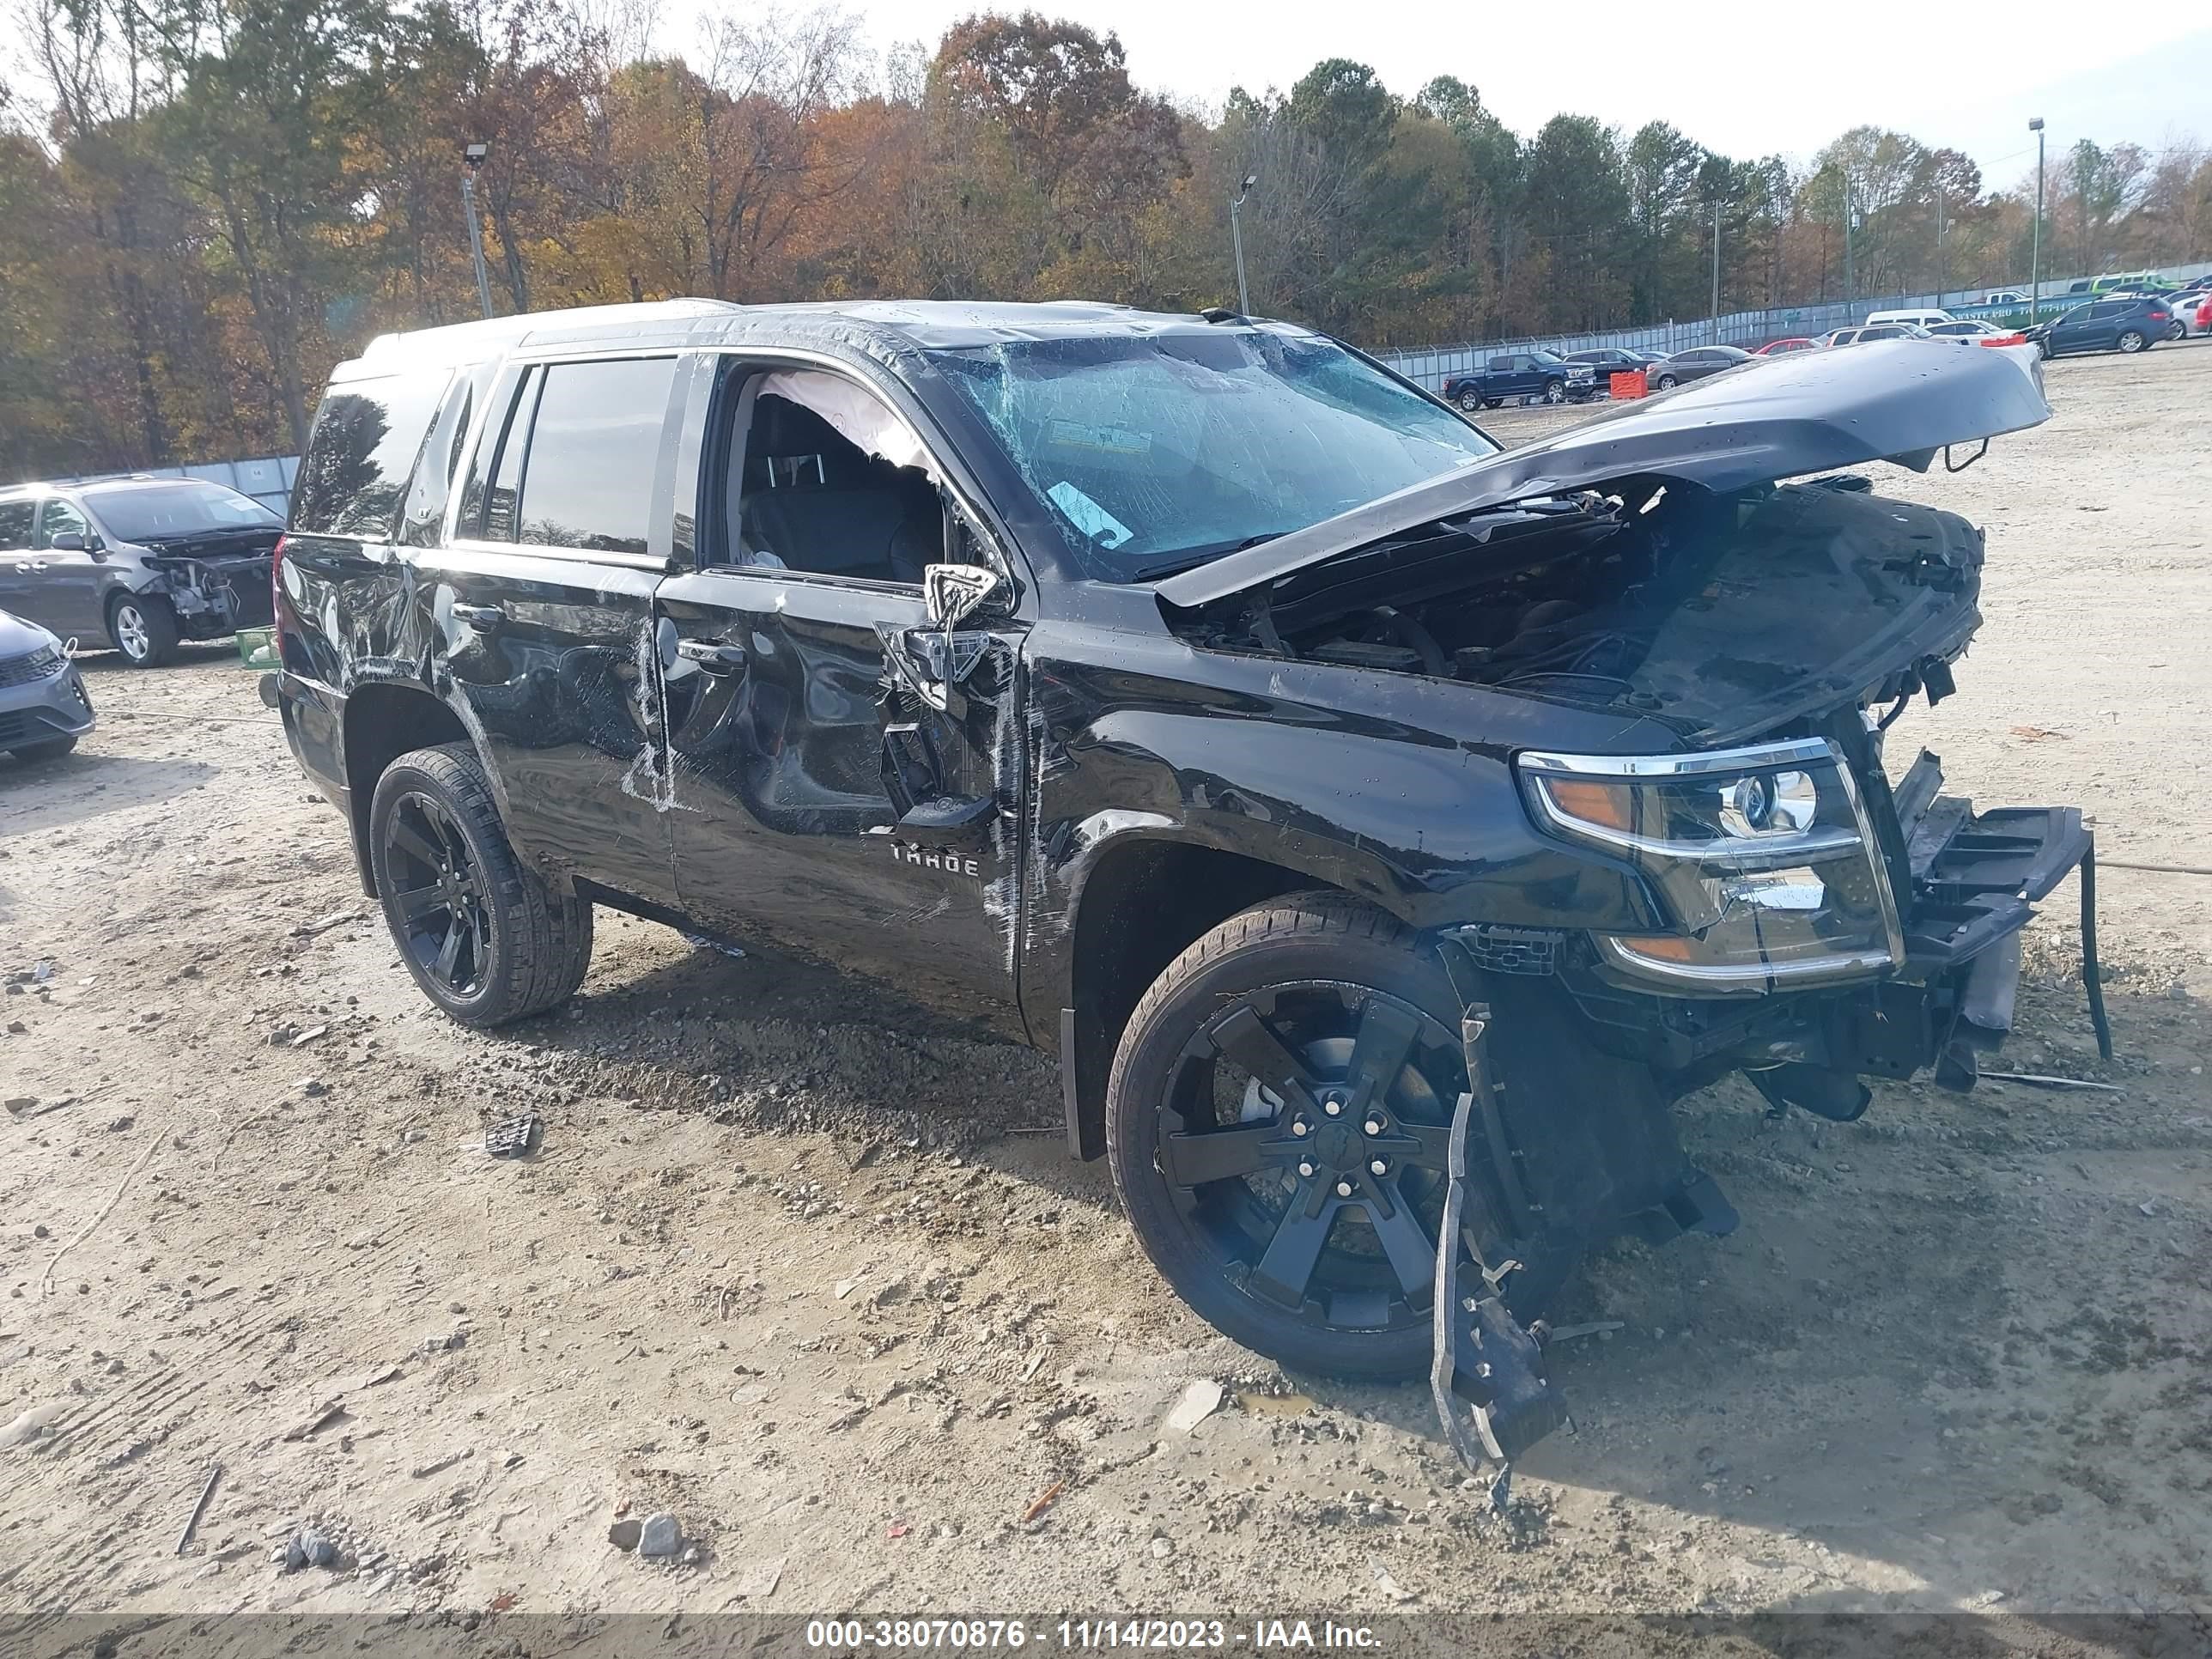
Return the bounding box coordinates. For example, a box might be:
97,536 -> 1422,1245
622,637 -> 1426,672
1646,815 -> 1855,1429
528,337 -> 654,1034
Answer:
367,741 -> 593,1027
1543,379 -> 1566,404
1107,894 -> 1520,1379
2118,329 -> 2147,353
106,593 -> 178,668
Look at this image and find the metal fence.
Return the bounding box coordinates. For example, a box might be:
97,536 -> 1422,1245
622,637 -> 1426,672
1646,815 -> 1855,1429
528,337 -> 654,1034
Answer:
1371,258 -> 2212,392
55,453 -> 299,517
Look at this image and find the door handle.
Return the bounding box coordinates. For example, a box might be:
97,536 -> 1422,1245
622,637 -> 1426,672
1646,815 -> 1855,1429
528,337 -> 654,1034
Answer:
451,602 -> 504,628
676,637 -> 745,674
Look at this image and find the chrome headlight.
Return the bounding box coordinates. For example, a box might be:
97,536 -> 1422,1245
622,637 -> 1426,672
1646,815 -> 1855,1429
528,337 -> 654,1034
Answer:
1518,738 -> 1902,991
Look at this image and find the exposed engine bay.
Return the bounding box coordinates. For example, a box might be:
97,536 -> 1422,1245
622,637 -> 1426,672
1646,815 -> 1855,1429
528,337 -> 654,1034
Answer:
1167,475 -> 1984,744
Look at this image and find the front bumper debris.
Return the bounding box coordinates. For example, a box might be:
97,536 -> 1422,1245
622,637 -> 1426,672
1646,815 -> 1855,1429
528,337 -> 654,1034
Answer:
1893,750 -> 2112,1070
1429,1005 -> 1571,1492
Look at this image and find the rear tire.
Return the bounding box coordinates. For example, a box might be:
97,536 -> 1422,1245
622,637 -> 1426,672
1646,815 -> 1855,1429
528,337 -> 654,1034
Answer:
9,735 -> 77,763
106,593 -> 178,668
368,741 -> 593,1027
1455,390 -> 1481,413
1107,893 -> 1535,1379
1656,373 -> 1679,390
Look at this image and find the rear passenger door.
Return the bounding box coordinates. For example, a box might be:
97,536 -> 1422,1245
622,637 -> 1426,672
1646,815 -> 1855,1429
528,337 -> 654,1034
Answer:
652,355 -> 1026,1015
421,354 -> 689,908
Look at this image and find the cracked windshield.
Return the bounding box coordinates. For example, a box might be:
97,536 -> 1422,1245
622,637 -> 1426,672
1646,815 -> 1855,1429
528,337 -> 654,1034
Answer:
929,330 -> 1498,580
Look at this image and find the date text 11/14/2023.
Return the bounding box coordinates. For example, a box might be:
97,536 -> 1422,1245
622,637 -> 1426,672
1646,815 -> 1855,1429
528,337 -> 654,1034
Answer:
803,1620 -> 1384,1650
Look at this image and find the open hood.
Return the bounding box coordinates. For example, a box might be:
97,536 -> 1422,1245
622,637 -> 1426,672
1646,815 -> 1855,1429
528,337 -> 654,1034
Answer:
1154,339 -> 2050,609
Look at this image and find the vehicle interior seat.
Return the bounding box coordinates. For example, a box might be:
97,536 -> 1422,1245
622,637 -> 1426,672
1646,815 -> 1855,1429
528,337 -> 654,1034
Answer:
737,392 -> 941,582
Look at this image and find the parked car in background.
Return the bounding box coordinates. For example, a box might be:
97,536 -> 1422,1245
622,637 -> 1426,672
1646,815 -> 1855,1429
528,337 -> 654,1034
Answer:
1442,349 -> 1597,409
1562,347 -> 1665,386
0,477 -> 281,667
1647,344 -> 1752,388
2160,291 -> 2208,337
1825,323 -> 1936,348
1927,319 -> 2027,346
0,609 -> 95,763
1753,337 -> 1820,356
2025,295 -> 2173,358
1979,290 -> 2028,306
1866,308 -> 1954,330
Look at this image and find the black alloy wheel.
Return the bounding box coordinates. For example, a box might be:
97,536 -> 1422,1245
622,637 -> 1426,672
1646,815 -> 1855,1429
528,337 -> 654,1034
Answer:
384,789 -> 494,1000
1105,894 -> 1514,1377
1148,983 -> 1460,1338
366,741 -> 594,1026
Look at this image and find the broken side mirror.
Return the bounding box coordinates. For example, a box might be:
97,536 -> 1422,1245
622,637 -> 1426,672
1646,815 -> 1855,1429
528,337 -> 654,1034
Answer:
923,562 -> 1000,633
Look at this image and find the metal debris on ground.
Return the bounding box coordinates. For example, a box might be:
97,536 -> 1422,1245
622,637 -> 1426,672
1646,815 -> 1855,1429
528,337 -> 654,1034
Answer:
682,933 -> 747,959
175,1463 -> 222,1554
1978,1071 -> 2124,1092
1545,1321 -> 1627,1343
291,911 -> 360,938
483,1114 -> 543,1158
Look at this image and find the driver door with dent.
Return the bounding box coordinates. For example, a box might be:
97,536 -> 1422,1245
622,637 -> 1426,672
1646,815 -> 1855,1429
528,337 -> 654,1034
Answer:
654,356 -> 1026,1018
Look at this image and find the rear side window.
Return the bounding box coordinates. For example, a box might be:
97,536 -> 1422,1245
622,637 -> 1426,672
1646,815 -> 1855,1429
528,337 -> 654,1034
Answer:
0,500 -> 32,550
294,371 -> 453,538
513,358 -> 678,555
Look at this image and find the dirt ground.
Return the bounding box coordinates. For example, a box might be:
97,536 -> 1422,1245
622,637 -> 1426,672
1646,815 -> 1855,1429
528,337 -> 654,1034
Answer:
3,341 -> 2209,1634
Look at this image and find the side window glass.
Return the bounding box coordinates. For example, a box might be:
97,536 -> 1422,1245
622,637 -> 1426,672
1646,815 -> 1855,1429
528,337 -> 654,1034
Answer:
0,501 -> 33,550
514,357 -> 678,554
721,366 -> 946,584
471,367 -> 543,543
37,499 -> 89,548
1486,357 -> 1512,372
292,370 -> 451,538
398,366 -> 491,548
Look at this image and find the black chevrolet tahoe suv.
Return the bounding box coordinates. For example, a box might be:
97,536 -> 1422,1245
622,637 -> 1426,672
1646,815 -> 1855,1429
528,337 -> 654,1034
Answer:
270,302 -> 2105,1462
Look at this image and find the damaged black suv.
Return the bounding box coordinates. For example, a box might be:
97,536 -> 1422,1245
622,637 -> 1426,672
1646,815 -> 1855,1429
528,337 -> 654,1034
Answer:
270,301 -> 2106,1463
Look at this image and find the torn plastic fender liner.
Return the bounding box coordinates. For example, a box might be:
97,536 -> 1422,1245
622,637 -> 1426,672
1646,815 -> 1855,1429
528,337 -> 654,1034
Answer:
1430,1004 -> 1571,1476
1155,340 -> 2051,610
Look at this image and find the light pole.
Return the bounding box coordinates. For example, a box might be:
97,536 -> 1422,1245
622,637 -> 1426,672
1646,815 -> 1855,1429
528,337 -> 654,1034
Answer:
1842,177 -> 1856,306
1936,184 -> 1947,305
2028,117 -> 2045,323
462,142 -> 495,321
1709,198 -> 1723,343
1230,173 -> 1258,317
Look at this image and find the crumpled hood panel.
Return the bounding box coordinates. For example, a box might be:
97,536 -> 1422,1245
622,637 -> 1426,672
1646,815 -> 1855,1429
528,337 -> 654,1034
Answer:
1156,340 -> 2050,609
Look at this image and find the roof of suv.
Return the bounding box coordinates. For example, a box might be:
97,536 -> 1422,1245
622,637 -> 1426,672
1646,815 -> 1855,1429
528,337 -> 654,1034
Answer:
346,298 -> 1277,379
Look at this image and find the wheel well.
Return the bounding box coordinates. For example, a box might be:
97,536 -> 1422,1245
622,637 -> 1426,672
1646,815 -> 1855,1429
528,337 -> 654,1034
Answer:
1064,841 -> 1324,1159
342,684 -> 471,896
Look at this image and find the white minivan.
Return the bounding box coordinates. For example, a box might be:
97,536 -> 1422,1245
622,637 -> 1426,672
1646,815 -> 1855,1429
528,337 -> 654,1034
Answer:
1865,308 -> 1954,329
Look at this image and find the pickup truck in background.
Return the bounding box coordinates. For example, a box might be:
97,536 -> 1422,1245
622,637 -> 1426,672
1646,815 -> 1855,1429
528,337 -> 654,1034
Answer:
1441,349 -> 1597,410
